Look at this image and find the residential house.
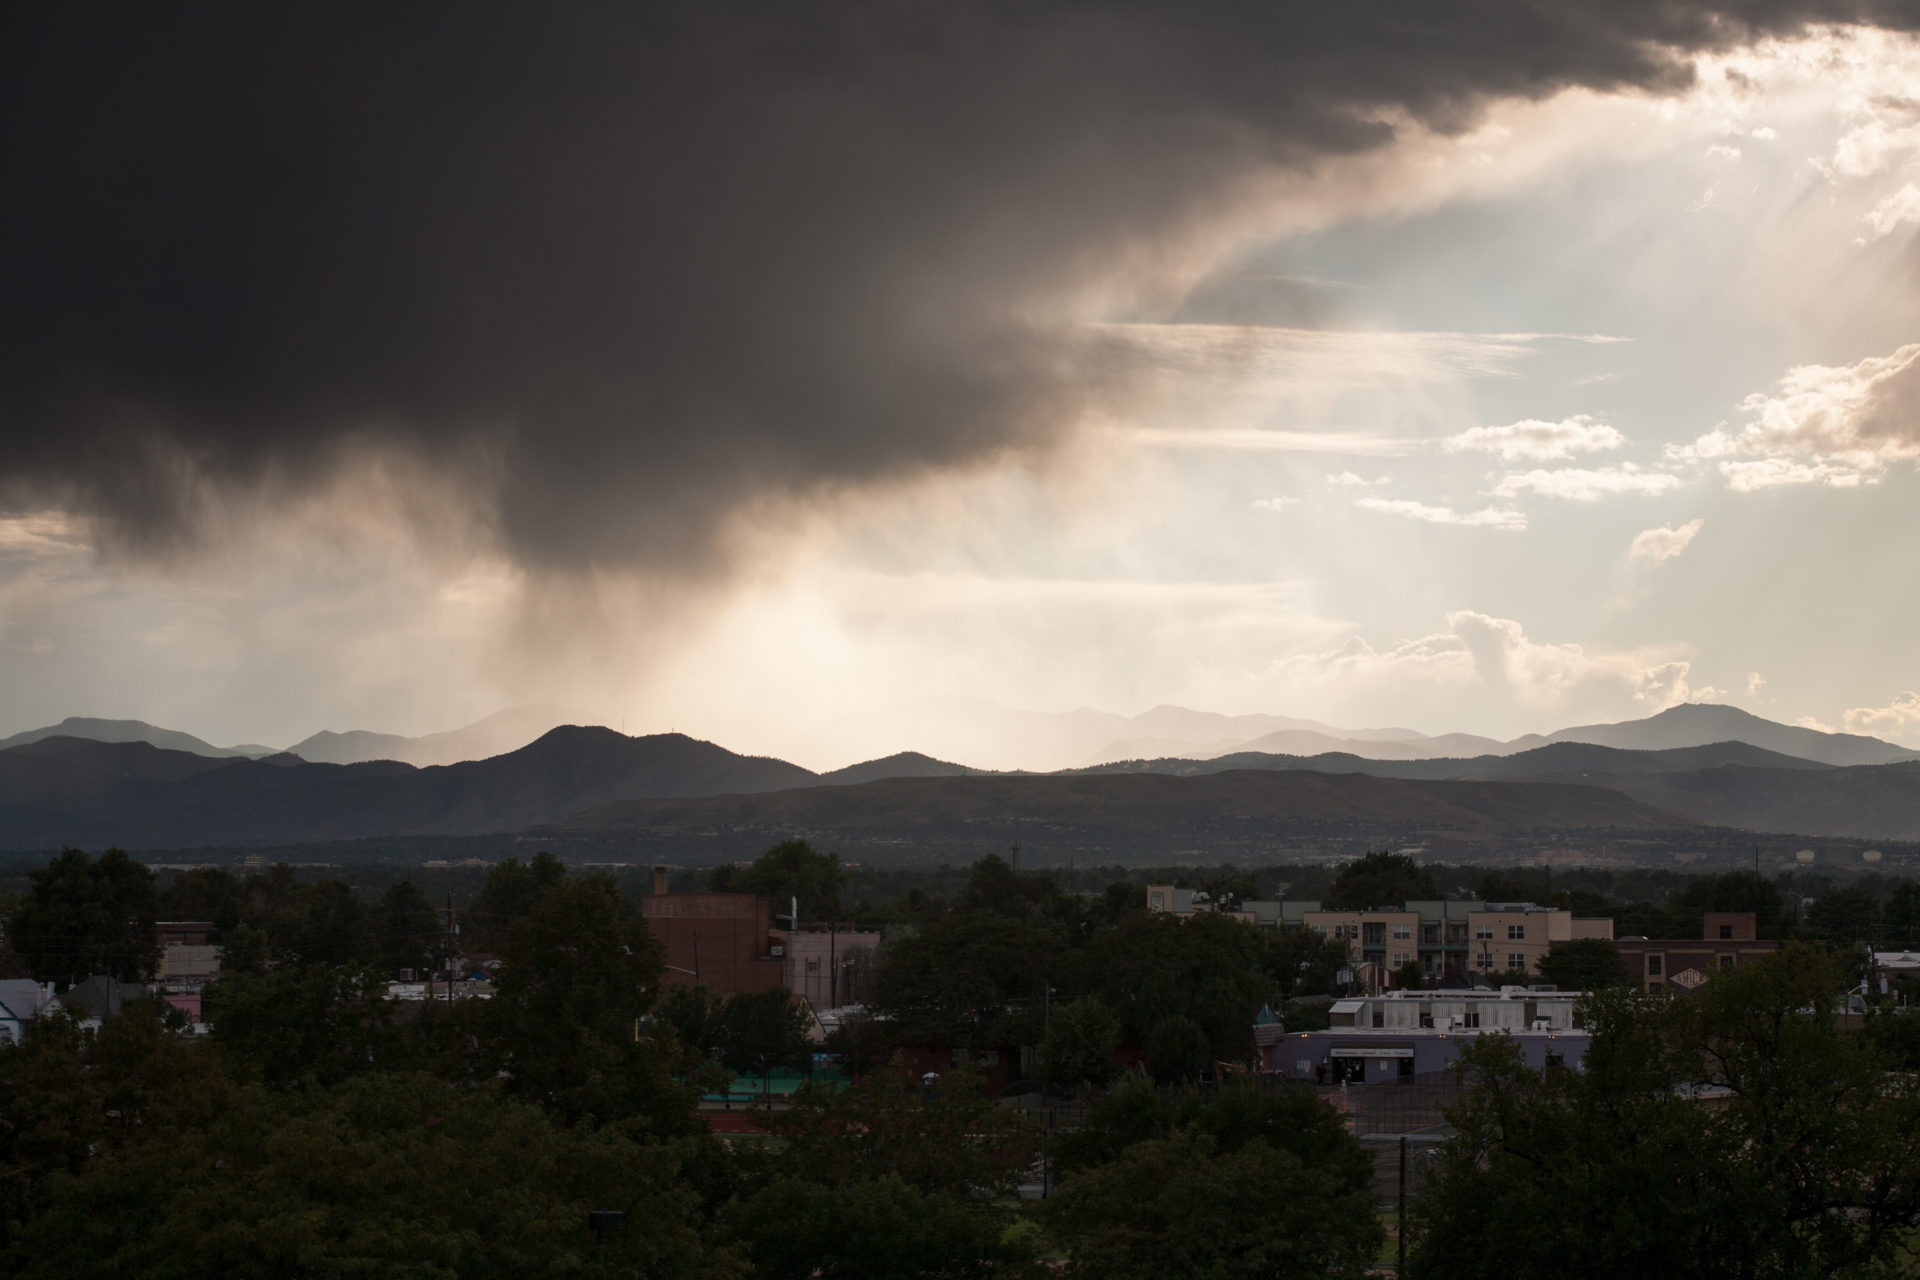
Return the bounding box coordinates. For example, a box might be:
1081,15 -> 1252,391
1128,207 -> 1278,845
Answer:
0,980 -> 55,1043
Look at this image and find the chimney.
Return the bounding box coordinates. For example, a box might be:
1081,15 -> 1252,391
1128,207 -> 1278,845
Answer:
652,865 -> 669,896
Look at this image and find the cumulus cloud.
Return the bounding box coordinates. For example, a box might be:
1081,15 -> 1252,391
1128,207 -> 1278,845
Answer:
1671,342 -> 1920,488
1444,414 -> 1627,461
1267,610 -> 1703,714
1326,471 -> 1392,486
1490,464 -> 1683,500
1353,498 -> 1528,529
1844,690 -> 1920,740
1628,518 -> 1705,564
7,1 -> 1920,575
1863,183 -> 1920,238
1251,497 -> 1301,511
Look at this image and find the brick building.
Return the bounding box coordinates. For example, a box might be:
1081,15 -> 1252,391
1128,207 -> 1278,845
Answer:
1613,912 -> 1778,992
639,867 -> 786,994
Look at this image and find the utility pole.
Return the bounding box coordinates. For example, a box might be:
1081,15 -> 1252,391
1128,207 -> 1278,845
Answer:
1010,842 -> 1020,874
1397,1135 -> 1408,1273
444,891 -> 457,1005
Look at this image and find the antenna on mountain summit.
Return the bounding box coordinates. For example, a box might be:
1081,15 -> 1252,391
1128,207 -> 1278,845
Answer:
1010,842 -> 1021,874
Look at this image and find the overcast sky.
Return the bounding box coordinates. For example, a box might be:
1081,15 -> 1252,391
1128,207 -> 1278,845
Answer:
5,4 -> 1920,768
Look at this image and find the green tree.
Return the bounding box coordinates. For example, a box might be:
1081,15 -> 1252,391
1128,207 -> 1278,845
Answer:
1143,1015 -> 1209,1083
205,965 -> 407,1088
959,854 -> 1059,917
1664,869 -> 1788,939
1411,947 -> 1920,1280
757,1059 -> 1040,1199
870,913 -> 1059,1046
710,839 -> 849,923
486,872 -> 690,1128
1804,884 -> 1877,945
1077,911 -> 1270,1062
1040,997 -> 1121,1092
465,852 -> 569,950
1393,958 -> 1426,990
155,866 -> 244,936
374,879 -> 440,974
1535,938 -> 1631,990
7,848 -> 157,984
1046,1127 -> 1379,1280
1325,851 -> 1435,910
727,1174 -> 1033,1280
720,987 -> 813,1088
3,1072 -> 738,1280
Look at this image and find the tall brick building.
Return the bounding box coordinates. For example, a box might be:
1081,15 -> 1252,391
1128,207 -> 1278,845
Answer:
639,867 -> 786,994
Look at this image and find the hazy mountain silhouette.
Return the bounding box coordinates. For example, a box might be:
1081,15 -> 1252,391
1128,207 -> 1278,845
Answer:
816,752 -> 979,786
0,717 -> 257,758
284,705 -> 600,766
1534,703 -> 1918,767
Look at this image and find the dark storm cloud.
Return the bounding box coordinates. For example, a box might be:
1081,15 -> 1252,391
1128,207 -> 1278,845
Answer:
3,1 -> 1913,569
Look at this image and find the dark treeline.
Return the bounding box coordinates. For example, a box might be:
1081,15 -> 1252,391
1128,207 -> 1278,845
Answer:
4,846 -> 1920,1275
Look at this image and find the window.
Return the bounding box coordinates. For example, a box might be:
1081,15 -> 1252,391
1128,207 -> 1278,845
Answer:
1475,953 -> 1493,970
1391,952 -> 1408,967
1719,954 -> 1735,970
1475,925 -> 1494,940
1508,953 -> 1527,970
1647,955 -> 1663,976
1363,922 -> 1386,946
1312,923 -> 1329,936
805,958 -> 819,972
1422,924 -> 1440,944
1718,924 -> 1734,939
1462,1011 -> 1481,1028
1507,923 -> 1526,940
1392,924 -> 1411,939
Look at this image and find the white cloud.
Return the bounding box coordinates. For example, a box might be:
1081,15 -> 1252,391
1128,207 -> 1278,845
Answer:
1796,715 -> 1841,733
1863,183 -> 1920,239
1628,518 -> 1704,565
1444,414 -> 1627,461
1749,126 -> 1777,141
1843,691 -> 1920,742
1325,471 -> 1391,486
1266,611 -> 1701,715
1706,143 -> 1743,161
1490,464 -> 1682,501
1673,343 -> 1920,488
1745,671 -> 1766,701
1353,498 -> 1527,529
1829,99 -> 1920,178
1251,497 -> 1300,511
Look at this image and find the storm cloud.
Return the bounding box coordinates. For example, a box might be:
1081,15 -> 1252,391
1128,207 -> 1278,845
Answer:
5,1 -> 1915,571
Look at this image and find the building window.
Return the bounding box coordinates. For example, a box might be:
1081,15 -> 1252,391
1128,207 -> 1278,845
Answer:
1475,953 -> 1493,970
1391,952 -> 1408,967
1475,924 -> 1494,940
1392,924 -> 1411,939
1647,955 -> 1663,977
1463,1011 -> 1481,1028
1507,924 -> 1526,940
1719,954 -> 1735,970
1422,924 -> 1440,944
1150,892 -> 1166,911
1508,952 -> 1527,970
806,959 -> 819,972
1719,924 -> 1734,939
1312,924 -> 1329,936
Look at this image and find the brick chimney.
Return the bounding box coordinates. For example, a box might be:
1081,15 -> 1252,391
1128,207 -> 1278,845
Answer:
653,865 -> 669,896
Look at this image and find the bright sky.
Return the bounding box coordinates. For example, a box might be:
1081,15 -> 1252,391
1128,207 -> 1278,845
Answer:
5,25 -> 1920,768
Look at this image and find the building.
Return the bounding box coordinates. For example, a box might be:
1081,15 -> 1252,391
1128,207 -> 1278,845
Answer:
1146,890 -> 1613,979
0,980 -> 55,1044
1613,913 -> 1778,992
779,928 -> 880,1009
639,866 -> 786,995
1261,988 -> 1588,1083
155,921 -> 221,987
1292,900 -> 1613,979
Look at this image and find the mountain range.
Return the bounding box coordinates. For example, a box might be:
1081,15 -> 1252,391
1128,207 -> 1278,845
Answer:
2,702 -> 1918,857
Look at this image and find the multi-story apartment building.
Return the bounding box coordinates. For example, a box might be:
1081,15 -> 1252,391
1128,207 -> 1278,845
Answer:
1289,901 -> 1612,978
1146,889 -> 1613,980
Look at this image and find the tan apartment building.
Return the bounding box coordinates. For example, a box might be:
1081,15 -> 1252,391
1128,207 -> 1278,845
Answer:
1299,902 -> 1612,978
